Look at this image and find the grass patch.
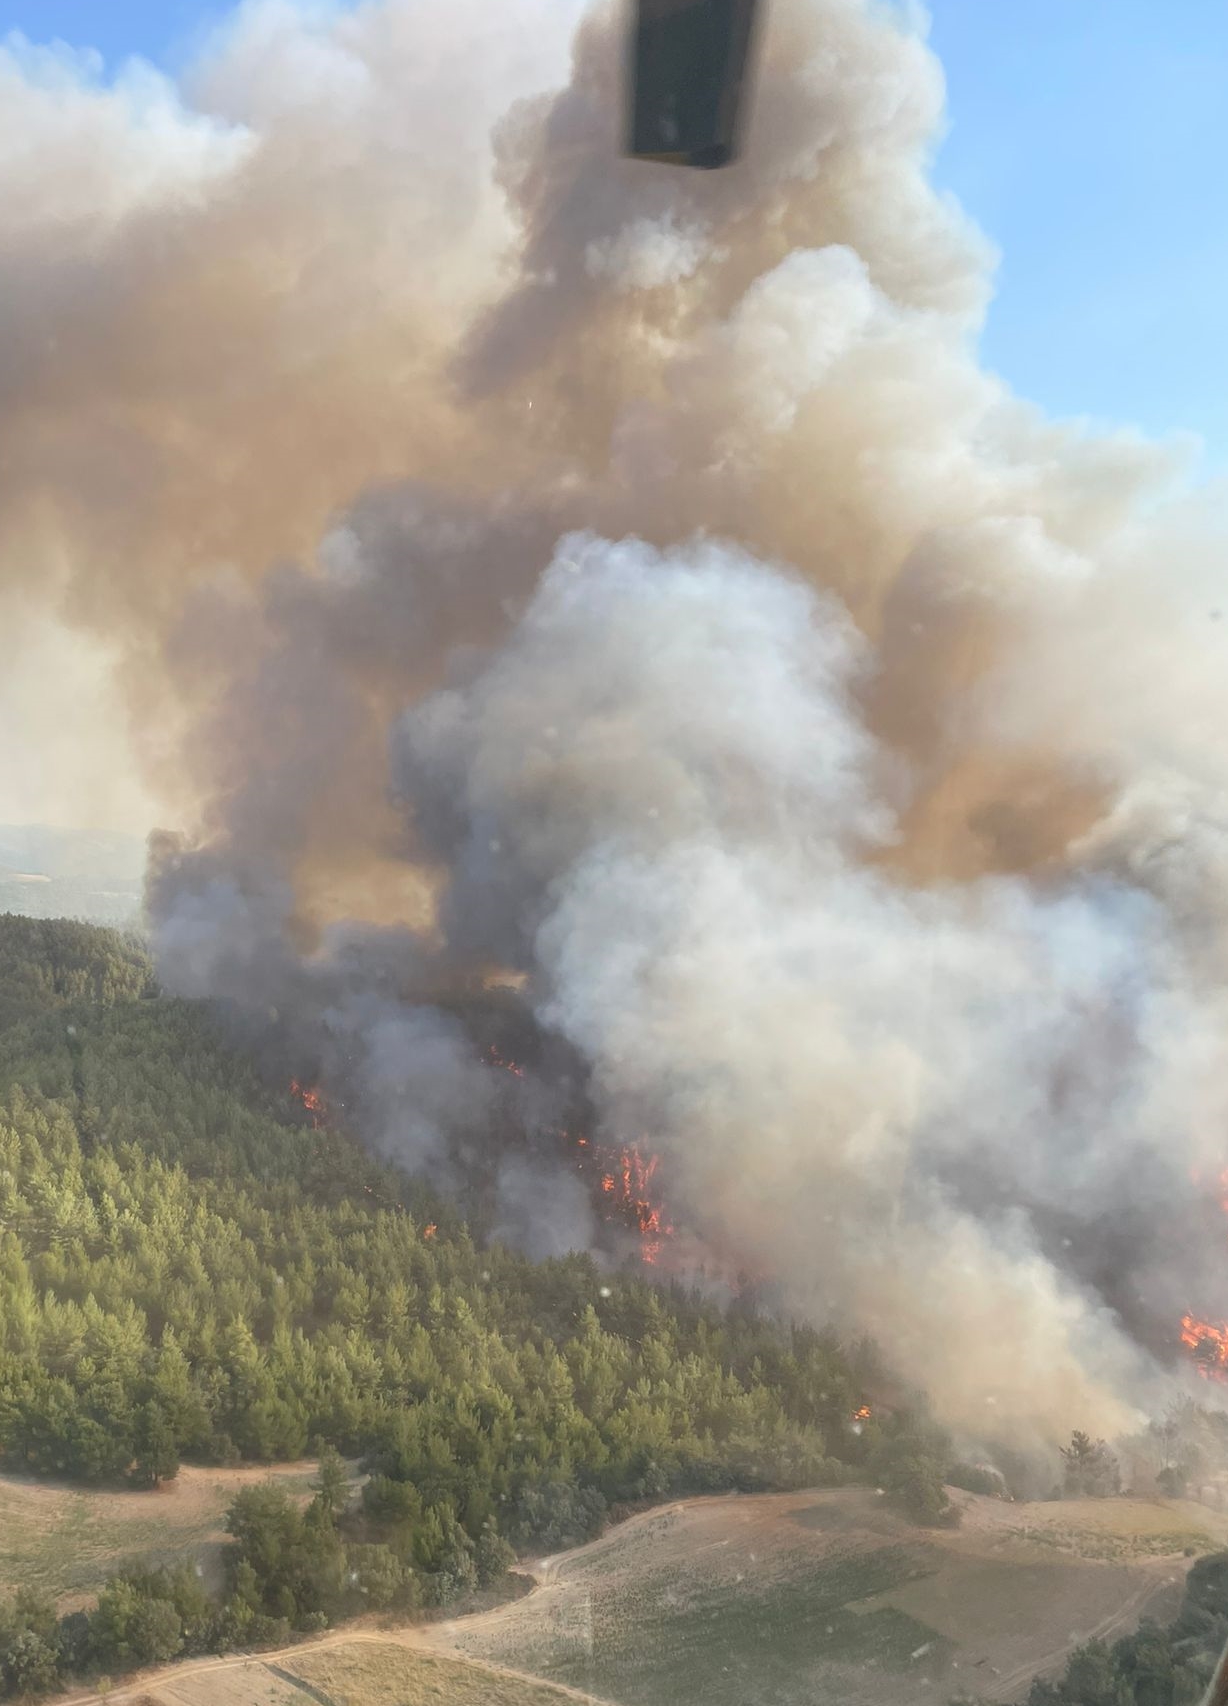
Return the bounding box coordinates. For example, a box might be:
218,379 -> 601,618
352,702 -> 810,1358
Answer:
288,1642 -> 589,1706
0,1466 -> 320,1606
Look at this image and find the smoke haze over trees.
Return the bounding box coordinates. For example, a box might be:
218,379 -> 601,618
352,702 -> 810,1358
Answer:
0,916 -> 968,1695
1059,1432 -> 1122,1500
3,0 -> 1228,1445
0,919 -> 952,1500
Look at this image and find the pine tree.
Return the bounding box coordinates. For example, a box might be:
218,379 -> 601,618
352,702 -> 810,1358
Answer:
311,1444 -> 349,1520
131,1402 -> 180,1488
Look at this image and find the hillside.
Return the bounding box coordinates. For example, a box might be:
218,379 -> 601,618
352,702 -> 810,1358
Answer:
0,917 -> 879,1498
426,1487 -> 1213,1706
0,915 -> 152,1028
5,917 -> 1222,1706
0,916 -> 960,1701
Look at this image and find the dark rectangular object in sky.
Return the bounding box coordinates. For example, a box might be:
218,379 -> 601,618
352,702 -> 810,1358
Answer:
626,0 -> 760,168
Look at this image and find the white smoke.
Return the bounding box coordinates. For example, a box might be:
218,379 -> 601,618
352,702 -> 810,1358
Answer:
392,533 -> 1180,1433
5,0 -> 1228,1443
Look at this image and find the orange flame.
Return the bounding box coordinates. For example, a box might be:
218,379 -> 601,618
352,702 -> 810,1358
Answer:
596,1142 -> 674,1263
1175,1169 -> 1228,1378
487,1044 -> 525,1079
1180,1313 -> 1228,1381
290,1045 -> 677,1265
289,1077 -> 327,1127
852,1404 -> 872,1421
486,1048 -> 674,1263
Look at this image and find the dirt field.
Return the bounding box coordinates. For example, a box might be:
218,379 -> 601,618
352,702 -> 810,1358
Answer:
0,1461 -> 342,1609
423,1487 -> 1224,1706
59,1632 -> 606,1706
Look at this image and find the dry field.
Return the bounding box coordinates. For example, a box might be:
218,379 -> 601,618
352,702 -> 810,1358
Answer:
12,1476 -> 1227,1706
286,1637 -> 610,1706
60,1634 -> 605,1706
423,1486 -> 1228,1706
0,1462 -> 342,1609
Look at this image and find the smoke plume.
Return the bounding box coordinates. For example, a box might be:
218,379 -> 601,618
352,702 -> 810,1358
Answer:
8,0 -> 1228,1444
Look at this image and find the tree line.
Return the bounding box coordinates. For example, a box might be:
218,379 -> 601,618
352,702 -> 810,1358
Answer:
0,1445 -> 519,1697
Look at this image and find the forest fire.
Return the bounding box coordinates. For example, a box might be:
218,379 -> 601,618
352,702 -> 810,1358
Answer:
289,1078 -> 327,1126
595,1143 -> 673,1263
1179,1313 -> 1228,1382
289,1048 -> 675,1265
488,1046 -> 675,1264
1176,1173 -> 1228,1380
487,1044 -> 525,1080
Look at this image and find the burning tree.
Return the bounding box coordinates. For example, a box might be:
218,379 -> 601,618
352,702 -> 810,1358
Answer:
1181,1314 -> 1228,1382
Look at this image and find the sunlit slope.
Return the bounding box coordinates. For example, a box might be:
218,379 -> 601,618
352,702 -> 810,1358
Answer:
286,1640 -> 609,1706
428,1487 -> 1223,1706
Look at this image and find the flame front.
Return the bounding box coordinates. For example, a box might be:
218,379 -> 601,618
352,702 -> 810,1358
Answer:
487,1046 -> 674,1264
289,1051 -> 675,1265
594,1140 -> 673,1264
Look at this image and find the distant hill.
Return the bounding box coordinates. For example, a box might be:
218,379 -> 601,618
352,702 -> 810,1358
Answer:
0,822 -> 145,925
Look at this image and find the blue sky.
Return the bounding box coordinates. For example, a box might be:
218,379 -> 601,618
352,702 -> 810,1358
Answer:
926,0 -> 1228,477
4,0 -> 1226,472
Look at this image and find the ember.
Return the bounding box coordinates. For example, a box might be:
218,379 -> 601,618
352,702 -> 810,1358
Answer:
487,1044 -> 525,1079
286,1080 -> 431,1233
